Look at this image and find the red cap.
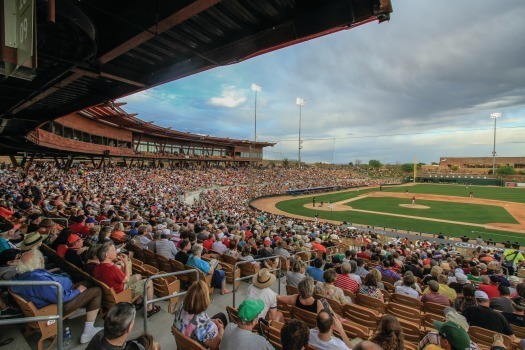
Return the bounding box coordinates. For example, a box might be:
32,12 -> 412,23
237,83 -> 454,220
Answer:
67,234 -> 81,245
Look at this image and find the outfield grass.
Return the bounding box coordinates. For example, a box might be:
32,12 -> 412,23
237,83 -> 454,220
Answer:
275,188 -> 525,244
386,184 -> 525,203
347,197 -> 519,224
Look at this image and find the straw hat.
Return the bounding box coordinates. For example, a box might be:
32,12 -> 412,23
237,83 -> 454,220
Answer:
252,268 -> 276,289
20,232 -> 48,251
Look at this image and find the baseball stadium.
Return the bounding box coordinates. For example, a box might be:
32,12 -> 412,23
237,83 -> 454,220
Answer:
1,1 -> 525,350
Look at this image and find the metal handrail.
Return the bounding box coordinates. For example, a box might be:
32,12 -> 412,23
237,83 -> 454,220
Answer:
43,217 -> 68,228
142,269 -> 199,333
292,249 -> 319,264
0,280 -> 64,349
232,255 -> 282,308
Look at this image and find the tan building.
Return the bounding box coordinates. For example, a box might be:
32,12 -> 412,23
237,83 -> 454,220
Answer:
438,157 -> 525,173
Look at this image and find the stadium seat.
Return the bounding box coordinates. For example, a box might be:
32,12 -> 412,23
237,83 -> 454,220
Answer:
172,326 -> 206,350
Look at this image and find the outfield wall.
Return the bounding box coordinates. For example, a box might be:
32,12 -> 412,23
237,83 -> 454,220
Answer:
416,174 -> 503,186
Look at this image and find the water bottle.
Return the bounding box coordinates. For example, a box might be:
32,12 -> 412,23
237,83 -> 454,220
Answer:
63,327 -> 72,347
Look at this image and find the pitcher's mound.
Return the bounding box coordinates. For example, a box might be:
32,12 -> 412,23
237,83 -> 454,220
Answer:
399,204 -> 430,209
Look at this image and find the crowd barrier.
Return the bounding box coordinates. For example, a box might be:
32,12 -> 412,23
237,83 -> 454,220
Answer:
142,269 -> 198,333
0,280 -> 64,350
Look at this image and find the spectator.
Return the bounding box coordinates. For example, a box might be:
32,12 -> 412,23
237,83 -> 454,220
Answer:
308,310 -> 352,350
187,243 -> 231,295
315,268 -> 349,305
86,302 -> 135,349
355,258 -> 369,278
334,261 -> 359,294
278,277 -> 324,314
12,249 -> 103,344
453,284 -> 477,313
462,291 -> 516,340
287,260 -> 306,287
490,285 -> 513,313
359,272 -> 384,302
375,259 -> 400,282
306,257 -> 324,282
83,244 -> 100,275
212,235 -> 228,255
281,319 -> 310,350
131,225 -> 152,249
127,334 -> 160,350
418,320 -> 474,350
421,280 -> 450,306
248,268 -> 283,322
371,315 -> 404,350
348,260 -> 363,284
478,275 -> 500,299
422,266 -> 442,285
368,268 -> 385,290
93,242 -> 160,317
274,239 -> 291,258
225,240 -> 240,259
394,274 -> 419,299
111,222 -> 126,242
148,231 -> 177,260
503,296 -> 525,327
173,280 -> 227,350
64,233 -> 88,269
219,299 -> 274,350
175,239 -> 191,265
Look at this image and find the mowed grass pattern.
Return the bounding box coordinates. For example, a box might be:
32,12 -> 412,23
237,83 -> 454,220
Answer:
347,197 -> 519,224
274,184 -> 525,244
385,184 -> 525,203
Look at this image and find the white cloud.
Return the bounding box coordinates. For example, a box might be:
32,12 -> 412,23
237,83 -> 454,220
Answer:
208,86 -> 247,108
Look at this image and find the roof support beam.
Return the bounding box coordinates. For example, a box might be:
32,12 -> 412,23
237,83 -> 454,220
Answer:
96,0 -> 222,65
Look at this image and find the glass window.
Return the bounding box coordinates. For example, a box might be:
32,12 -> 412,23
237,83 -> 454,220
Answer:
64,127 -> 73,139
73,130 -> 82,141
82,132 -> 90,142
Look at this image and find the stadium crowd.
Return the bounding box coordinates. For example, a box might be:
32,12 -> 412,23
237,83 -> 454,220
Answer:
0,162 -> 523,349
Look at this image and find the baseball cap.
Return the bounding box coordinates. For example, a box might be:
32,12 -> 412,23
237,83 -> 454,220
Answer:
67,234 -> 81,245
85,217 -> 97,224
238,299 -> 265,322
433,321 -> 471,349
474,290 -> 489,300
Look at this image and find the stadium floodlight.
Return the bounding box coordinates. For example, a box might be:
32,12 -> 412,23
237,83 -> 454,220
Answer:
251,84 -> 261,144
296,98 -> 305,168
490,112 -> 502,175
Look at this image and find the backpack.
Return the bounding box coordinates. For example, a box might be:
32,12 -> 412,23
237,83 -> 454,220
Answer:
502,251 -> 519,270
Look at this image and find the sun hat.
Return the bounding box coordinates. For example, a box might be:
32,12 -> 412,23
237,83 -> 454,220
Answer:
474,290 -> 489,300
238,299 -> 265,322
20,232 -> 48,251
433,321 -> 471,348
443,307 -> 469,331
509,276 -> 520,284
252,268 -> 276,289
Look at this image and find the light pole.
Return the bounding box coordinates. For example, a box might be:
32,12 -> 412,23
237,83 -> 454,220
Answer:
490,112 -> 501,175
251,84 -> 261,146
250,84 -> 261,198
296,97 -> 305,168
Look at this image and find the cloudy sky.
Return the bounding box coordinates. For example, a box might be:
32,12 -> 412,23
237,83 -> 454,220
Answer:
118,0 -> 525,165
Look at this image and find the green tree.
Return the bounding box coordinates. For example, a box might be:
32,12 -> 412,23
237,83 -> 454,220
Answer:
401,163 -> 413,172
369,159 -> 383,168
497,166 -> 516,175
348,162 -> 353,167
282,158 -> 290,167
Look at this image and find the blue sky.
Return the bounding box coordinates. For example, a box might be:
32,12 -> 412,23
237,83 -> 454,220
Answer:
118,0 -> 525,165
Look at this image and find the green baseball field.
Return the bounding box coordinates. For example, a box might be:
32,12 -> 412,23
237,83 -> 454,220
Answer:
268,184 -> 525,245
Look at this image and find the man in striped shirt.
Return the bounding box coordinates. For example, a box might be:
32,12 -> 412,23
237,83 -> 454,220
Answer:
334,262 -> 359,293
